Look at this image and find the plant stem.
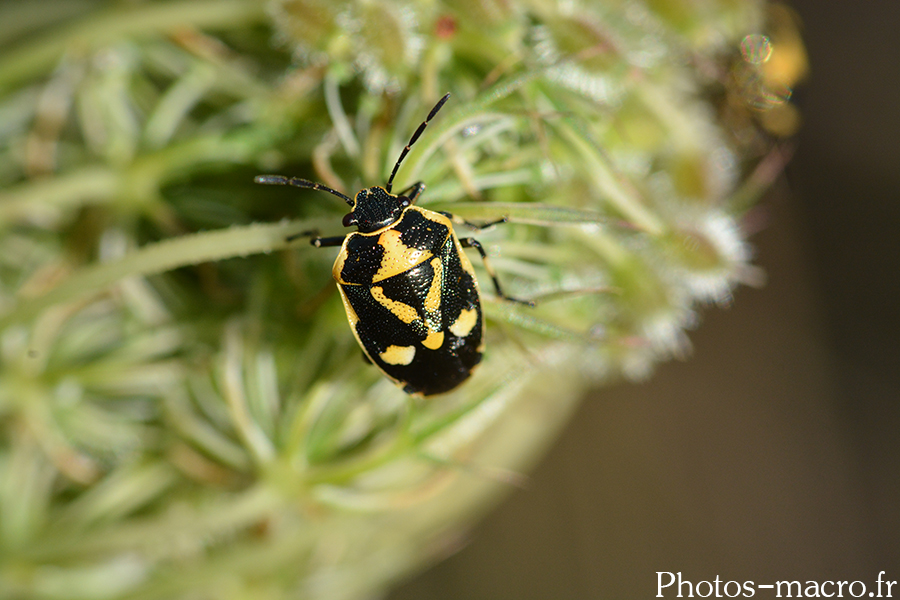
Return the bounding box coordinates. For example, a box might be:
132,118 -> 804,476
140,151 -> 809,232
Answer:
1,217 -> 328,328
0,0 -> 265,91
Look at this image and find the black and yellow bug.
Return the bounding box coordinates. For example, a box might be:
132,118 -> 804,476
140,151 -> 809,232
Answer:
256,93 -> 530,396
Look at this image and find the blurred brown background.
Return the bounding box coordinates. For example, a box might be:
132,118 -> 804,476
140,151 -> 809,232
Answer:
391,1 -> 900,598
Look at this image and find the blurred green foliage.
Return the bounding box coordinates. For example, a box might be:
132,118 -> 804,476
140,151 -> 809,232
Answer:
0,1 -> 799,598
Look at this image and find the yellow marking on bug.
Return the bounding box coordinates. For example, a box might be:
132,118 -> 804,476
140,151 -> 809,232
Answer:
332,244 -> 347,282
371,286 -> 419,324
412,206 -> 453,227
380,345 -> 416,366
422,329 -> 444,350
373,229 -> 432,283
449,308 -> 478,338
424,257 -> 443,314
454,234 -> 478,279
337,285 -> 377,369
338,286 -> 360,327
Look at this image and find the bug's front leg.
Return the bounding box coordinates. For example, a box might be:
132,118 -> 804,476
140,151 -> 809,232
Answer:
459,237 -> 534,307
396,181 -> 426,204
286,229 -> 347,247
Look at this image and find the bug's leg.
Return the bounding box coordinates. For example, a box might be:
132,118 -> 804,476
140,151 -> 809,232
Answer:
286,229 -> 347,247
396,181 -> 426,204
459,237 -> 534,306
309,235 -> 347,248
439,211 -> 507,231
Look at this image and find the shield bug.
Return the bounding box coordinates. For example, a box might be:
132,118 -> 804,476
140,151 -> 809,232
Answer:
256,93 -> 530,396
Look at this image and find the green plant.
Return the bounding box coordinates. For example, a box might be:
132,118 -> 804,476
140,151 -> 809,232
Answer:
0,1 -> 802,598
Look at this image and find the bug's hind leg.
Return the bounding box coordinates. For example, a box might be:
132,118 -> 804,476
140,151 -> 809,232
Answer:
459,237 -> 534,306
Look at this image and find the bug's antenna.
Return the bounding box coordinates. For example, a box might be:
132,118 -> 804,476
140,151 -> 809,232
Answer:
385,93 -> 450,193
254,175 -> 354,206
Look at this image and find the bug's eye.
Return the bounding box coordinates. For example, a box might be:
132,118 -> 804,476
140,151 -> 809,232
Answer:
342,213 -> 357,227
399,197 -> 411,207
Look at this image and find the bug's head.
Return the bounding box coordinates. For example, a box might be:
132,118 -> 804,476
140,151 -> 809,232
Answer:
344,186 -> 409,233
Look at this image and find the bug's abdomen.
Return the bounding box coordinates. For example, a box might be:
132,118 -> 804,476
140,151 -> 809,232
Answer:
338,234 -> 484,396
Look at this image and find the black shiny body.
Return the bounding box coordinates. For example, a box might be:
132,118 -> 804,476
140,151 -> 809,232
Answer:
335,205 -> 484,396
255,93 -> 528,396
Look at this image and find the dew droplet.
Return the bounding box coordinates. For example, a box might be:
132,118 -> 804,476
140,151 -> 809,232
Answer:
740,34 -> 772,64
462,124 -> 481,137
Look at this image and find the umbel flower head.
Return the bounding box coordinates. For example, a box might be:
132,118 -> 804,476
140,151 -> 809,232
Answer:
0,0 -> 803,598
